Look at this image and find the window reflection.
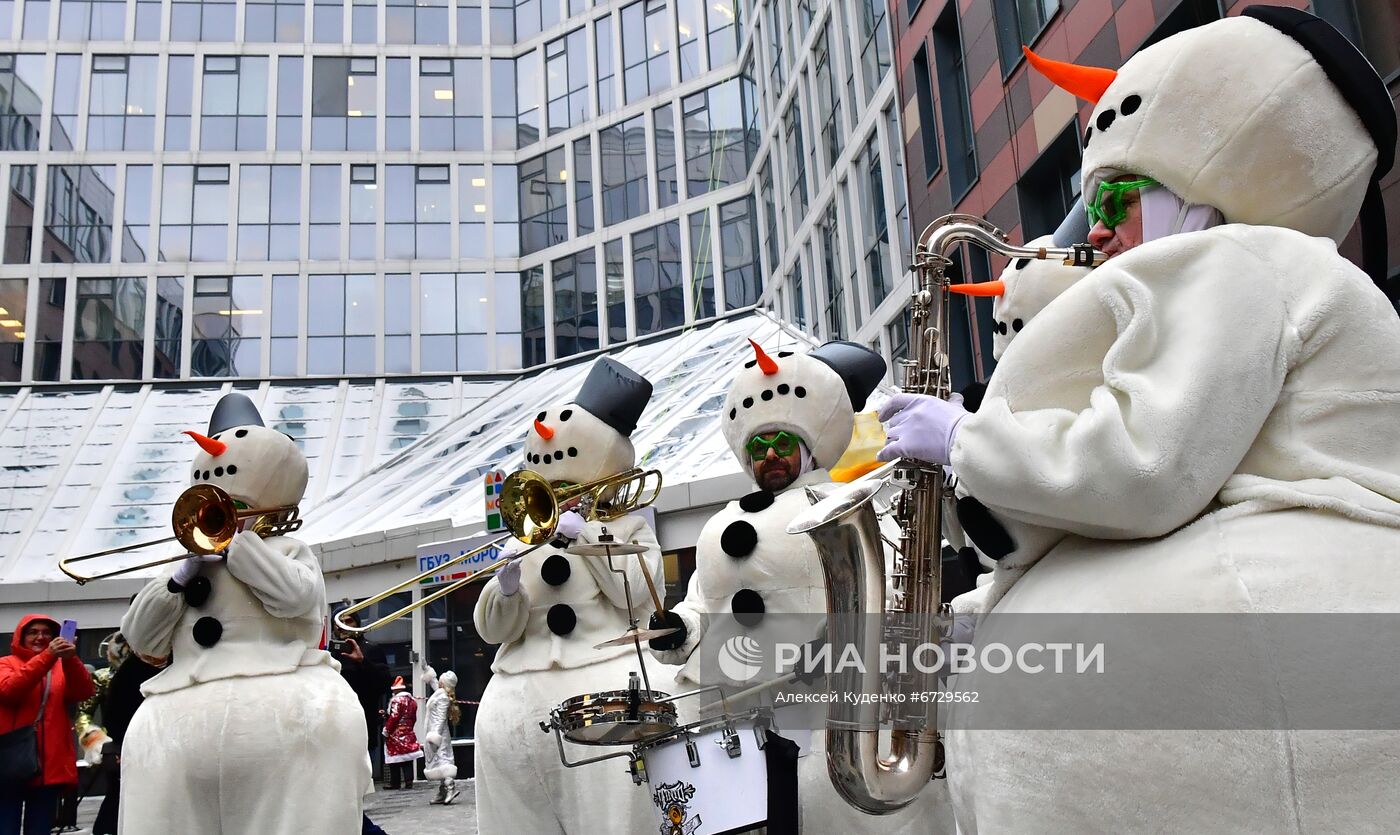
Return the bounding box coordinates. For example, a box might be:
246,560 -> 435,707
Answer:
492,164 -> 519,257
309,165 -> 342,261
489,58 -> 516,150
719,195 -> 760,310
783,99 -> 809,231
165,56 -> 195,151
202,56 -> 268,151
308,273 -> 375,375
311,57 -> 377,151
520,266 -> 545,367
51,54 -> 80,151
688,209 -> 715,319
820,202 -> 845,339
706,0 -> 739,68
654,103 -> 677,208
676,0 -> 702,81
457,0 -> 482,45
73,277 -> 145,380
600,115 -> 647,226
595,16 -> 616,115
160,165 -> 229,263
45,165 -> 115,264
419,59 -> 483,152
88,56 -> 157,151
34,277 -> 64,380
603,238 -> 625,344
632,222 -> 682,335
171,0 -> 235,41
246,0 -> 306,42
386,57 -> 410,151
192,275 -> 264,378
0,55 -> 44,152
459,164 -> 487,255
121,165 -> 151,263
422,273 -> 492,372
573,137 -> 594,235
313,0 -> 342,42
519,149 -> 567,256
682,77 -> 752,198
0,278 -> 27,382
276,56 -> 304,150
385,273 -> 411,373
516,49 -> 540,148
622,0 -> 672,103
153,276 -> 184,378
545,28 -> 589,135
387,0 -> 447,44
270,274 -> 299,375
60,0 -> 126,41
238,165 -> 301,261
4,165 -> 35,264
552,249 -> 598,359
349,165 -> 377,261
387,166 -> 450,260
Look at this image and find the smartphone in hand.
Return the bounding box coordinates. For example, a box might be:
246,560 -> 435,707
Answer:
60,619 -> 78,642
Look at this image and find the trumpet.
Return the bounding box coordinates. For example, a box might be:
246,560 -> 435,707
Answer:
59,484 -> 302,585
332,466 -> 662,635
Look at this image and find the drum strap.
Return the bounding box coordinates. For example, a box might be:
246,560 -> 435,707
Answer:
762,730 -> 800,835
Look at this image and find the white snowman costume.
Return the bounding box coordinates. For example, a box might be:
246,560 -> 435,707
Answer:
650,340 -> 951,835
120,393 -> 370,835
473,358 -> 664,835
937,10 -> 1400,833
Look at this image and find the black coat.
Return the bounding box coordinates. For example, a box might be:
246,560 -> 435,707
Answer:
332,640 -> 392,749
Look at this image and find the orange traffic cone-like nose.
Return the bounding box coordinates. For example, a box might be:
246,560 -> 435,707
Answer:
748,339 -> 779,376
183,430 -> 228,457
1022,46 -> 1117,104
949,281 -> 1006,298
534,419 -> 555,440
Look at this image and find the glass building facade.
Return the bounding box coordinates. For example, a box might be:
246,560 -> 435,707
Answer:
0,0 -> 910,384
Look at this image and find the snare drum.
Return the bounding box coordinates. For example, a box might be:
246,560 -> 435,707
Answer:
550,689 -> 678,746
634,716 -> 769,835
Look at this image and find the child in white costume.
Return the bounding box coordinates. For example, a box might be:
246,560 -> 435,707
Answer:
119,393 -> 370,835
880,8 -> 1400,833
472,357 -> 663,835
649,340 -> 952,834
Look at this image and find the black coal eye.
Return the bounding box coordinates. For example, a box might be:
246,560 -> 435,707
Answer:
794,387 -> 806,398
742,397 -> 754,408
760,390 -> 773,401
212,434 -> 222,441
1012,318 -> 1024,332
1084,126 -> 1093,146
777,351 -> 794,358
559,409 -> 572,421
743,360 -> 756,368
203,470 -> 211,480
536,411 -> 546,422
214,467 -> 224,477
1121,94 -> 1141,115
567,447 -> 578,457
777,384 -> 789,395
227,465 -> 237,475
235,428 -> 248,438
1014,258 -> 1030,270
1096,109 -> 1116,132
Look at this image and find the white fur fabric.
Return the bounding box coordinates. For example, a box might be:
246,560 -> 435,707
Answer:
119,664 -> 370,835
654,470 -> 953,833
525,403 -> 635,487
721,350 -> 856,471
473,656 -> 661,835
421,686 -> 457,781
943,225 -> 1400,831
1080,16 -> 1376,243
189,425 -> 309,509
123,533 -> 333,695
474,514 -> 662,673
991,235 -> 1092,361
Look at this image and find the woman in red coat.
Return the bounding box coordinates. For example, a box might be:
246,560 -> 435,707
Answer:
0,614 -> 95,835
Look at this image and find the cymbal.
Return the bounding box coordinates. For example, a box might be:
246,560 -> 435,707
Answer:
566,541 -> 650,556
592,626 -> 679,649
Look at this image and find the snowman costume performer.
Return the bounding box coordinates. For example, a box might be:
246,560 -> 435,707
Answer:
473,357 -> 663,835
120,393 -> 370,834
649,340 -> 948,834
879,8 -> 1400,833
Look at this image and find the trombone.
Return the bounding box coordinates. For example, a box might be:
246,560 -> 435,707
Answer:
332,466 -> 662,635
59,484 -> 303,585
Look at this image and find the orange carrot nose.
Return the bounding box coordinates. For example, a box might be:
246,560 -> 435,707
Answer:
534,419 -> 554,440
748,339 -> 779,375
183,430 -> 227,457
950,281 -> 1006,298
1022,46 -> 1117,104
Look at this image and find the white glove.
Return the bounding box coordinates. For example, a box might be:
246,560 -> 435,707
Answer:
426,731 -> 443,746
877,392 -> 970,467
421,665 -> 438,687
496,557 -> 523,597
171,552 -> 223,588
554,510 -> 586,541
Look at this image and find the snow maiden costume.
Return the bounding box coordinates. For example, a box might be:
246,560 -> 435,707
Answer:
472,357 -> 663,835
119,393 -> 370,834
421,669 -> 459,804
648,340 -> 949,834
879,8 -> 1400,833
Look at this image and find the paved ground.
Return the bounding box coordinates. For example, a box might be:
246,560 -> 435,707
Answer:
63,779 -> 480,834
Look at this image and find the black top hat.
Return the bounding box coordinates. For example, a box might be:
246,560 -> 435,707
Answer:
208,392 -> 266,436
573,358 -> 653,437
808,341 -> 887,411
1243,6 -> 1396,298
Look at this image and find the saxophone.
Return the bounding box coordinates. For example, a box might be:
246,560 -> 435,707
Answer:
787,214 -> 1102,814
